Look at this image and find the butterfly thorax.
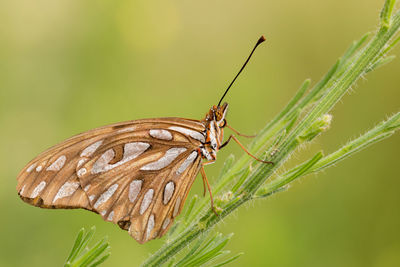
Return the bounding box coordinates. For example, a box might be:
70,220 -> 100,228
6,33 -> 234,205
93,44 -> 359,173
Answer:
199,103 -> 228,161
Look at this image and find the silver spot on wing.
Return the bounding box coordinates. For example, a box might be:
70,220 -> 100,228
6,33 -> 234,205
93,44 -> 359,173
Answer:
177,151 -> 198,174
92,149 -> 115,174
162,217 -> 171,230
20,184 -> 26,195
92,142 -> 150,174
94,184 -> 119,209
173,196 -> 181,217
140,147 -> 187,171
149,129 -> 173,140
140,189 -> 154,214
107,211 -> 114,221
77,168 -> 87,177
129,180 -> 142,203
31,181 -> 46,198
46,155 -> 67,171
163,181 -> 175,205
168,126 -> 205,143
26,163 -> 37,173
53,181 -> 80,203
146,214 -> 155,240
81,140 -> 103,157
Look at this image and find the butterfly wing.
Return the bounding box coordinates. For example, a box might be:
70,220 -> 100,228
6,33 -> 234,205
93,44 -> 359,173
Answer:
17,118 -> 205,243
81,146 -> 202,243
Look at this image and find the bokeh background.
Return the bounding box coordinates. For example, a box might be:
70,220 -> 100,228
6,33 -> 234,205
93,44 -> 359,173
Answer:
1,0 -> 399,266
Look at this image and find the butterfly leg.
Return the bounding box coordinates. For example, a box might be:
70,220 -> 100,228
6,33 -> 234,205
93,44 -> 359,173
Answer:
226,124 -> 256,138
200,164 -> 219,216
202,175 -> 207,197
220,134 -> 274,164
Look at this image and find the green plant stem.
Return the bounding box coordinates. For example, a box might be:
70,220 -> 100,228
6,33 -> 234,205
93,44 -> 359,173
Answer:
308,112 -> 400,174
256,111 -> 400,198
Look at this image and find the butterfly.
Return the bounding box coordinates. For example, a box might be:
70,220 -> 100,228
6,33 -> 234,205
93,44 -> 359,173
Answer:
16,35 -> 271,244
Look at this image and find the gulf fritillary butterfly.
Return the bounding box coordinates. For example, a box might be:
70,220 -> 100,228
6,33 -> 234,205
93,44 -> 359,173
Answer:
16,35 -> 271,244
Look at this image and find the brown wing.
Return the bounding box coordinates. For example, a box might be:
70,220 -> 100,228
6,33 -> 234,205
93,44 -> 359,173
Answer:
16,118 -> 205,242
80,147 -> 202,243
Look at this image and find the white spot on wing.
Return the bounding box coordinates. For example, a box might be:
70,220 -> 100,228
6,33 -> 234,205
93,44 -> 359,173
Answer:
117,126 -> 136,133
77,168 -> 87,177
36,165 -> 43,172
149,129 -> 173,140
173,196 -> 181,217
140,147 -> 187,171
140,189 -> 154,214
94,184 -> 119,209
53,181 -> 80,202
146,214 -> 155,240
124,142 -> 149,160
129,180 -> 142,203
177,151 -> 198,174
162,217 -> 171,230
92,149 -> 115,174
77,159 -> 86,168
107,211 -> 114,221
27,163 -> 36,172
169,126 -> 205,143
89,195 -> 95,201
100,210 -> 106,216
46,155 -> 67,171
84,185 -> 91,192
163,181 -> 175,205
31,181 -> 46,198
20,185 -> 26,195
81,140 -> 103,157
92,142 -> 150,174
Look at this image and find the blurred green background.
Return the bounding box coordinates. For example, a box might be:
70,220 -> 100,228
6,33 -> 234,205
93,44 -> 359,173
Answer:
1,0 -> 399,266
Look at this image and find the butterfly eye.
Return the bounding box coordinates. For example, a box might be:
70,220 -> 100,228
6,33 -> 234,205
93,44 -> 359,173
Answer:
220,119 -> 227,128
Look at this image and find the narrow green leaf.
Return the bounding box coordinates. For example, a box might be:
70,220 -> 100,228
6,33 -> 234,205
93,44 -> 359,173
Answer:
183,195 -> 199,224
184,236 -> 231,267
383,34 -> 400,54
88,253 -> 110,267
73,238 -> 109,267
175,234 -> 207,266
366,55 -> 396,72
308,112 -> 400,174
381,0 -> 396,28
211,252 -> 244,267
256,151 -> 323,197
231,166 -> 251,193
75,226 -> 96,261
188,241 -> 229,266
65,228 -> 85,264
217,154 -> 235,180
340,32 -> 371,67
299,58 -> 340,109
167,259 -> 175,267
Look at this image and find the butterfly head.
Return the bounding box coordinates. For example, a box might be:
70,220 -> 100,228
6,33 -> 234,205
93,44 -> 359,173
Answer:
204,102 -> 229,127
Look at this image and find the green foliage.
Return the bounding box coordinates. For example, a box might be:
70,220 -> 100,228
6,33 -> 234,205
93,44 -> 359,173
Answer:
64,226 -> 110,267
168,232 -> 242,267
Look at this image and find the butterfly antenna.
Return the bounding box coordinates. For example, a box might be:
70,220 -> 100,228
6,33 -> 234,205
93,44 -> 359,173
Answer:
217,35 -> 266,107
